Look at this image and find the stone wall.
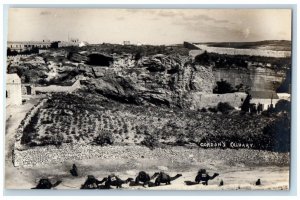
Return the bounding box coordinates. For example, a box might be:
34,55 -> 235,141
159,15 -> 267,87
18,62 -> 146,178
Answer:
186,92 -> 248,110
13,144 -> 186,167
35,79 -> 83,93
14,98 -> 47,143
13,143 -> 289,168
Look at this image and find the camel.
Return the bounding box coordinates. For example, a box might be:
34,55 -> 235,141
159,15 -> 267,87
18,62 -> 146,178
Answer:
185,169 -> 219,186
31,178 -> 62,189
80,175 -> 108,189
153,172 -> 182,186
130,171 -> 159,187
195,169 -> 219,185
105,174 -> 134,188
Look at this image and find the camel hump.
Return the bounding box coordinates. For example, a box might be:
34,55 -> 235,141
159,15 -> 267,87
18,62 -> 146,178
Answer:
139,171 -> 147,176
160,172 -> 169,180
87,175 -> 95,179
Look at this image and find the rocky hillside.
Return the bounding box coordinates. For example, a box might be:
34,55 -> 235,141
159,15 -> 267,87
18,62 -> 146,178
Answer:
80,54 -> 215,108
7,43 -> 291,108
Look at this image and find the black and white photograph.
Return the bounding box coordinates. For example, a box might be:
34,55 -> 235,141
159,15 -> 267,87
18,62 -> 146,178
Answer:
5,8 -> 292,190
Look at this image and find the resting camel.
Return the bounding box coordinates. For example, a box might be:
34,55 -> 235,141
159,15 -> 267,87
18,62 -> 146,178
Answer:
105,174 -> 134,188
31,178 -> 62,189
152,172 -> 182,186
129,171 -> 160,187
185,169 -> 219,186
80,175 -> 108,189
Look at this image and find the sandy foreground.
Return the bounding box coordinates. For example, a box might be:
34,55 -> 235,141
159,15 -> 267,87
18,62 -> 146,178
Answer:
5,155 -> 289,190
5,97 -> 289,190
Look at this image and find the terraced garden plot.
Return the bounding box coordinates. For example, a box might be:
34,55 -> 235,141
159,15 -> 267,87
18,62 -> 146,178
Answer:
20,92 -> 289,152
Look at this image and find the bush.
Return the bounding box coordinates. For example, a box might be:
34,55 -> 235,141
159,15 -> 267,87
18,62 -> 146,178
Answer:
94,132 -> 114,146
200,108 -> 207,112
241,95 -> 251,113
39,133 -> 64,146
208,107 -> 218,113
141,135 -> 159,150
275,99 -> 291,113
21,112 -> 39,145
217,102 -> 234,114
260,114 -> 290,152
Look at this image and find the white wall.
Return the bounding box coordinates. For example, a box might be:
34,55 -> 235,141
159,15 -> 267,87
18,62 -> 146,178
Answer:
188,92 -> 248,110
6,83 -> 22,106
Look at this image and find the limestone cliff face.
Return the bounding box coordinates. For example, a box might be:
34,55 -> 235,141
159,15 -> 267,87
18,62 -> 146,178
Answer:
83,54 -> 215,108
213,66 -> 286,91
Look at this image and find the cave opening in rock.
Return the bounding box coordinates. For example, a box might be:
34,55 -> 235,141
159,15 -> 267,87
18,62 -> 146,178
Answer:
87,54 -> 113,66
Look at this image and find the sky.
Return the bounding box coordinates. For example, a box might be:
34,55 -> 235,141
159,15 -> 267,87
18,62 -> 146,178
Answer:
8,8 -> 292,45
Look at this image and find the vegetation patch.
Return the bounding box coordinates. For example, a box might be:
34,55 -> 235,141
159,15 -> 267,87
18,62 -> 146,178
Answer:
20,92 -> 290,152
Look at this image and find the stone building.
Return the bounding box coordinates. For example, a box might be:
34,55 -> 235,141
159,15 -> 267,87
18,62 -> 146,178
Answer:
123,41 -> 130,45
51,39 -> 80,48
6,73 -> 22,106
7,40 -> 52,52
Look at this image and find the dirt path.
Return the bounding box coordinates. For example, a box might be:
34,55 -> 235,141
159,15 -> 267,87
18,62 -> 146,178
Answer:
5,97 -> 42,187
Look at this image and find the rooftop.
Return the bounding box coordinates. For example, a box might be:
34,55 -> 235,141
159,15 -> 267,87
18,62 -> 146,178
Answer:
248,91 -> 279,99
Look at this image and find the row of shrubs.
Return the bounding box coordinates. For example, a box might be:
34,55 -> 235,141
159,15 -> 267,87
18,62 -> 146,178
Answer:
199,102 -> 234,114
18,92 -> 290,153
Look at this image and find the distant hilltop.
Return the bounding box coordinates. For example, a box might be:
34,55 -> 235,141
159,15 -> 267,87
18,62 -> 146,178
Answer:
184,40 -> 291,58
203,40 -> 291,51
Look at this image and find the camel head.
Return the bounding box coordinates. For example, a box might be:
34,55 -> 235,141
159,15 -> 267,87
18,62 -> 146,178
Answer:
101,177 -> 108,182
170,174 -> 182,181
150,172 -> 160,179
125,178 -> 134,183
211,173 -> 219,179
175,174 -> 183,178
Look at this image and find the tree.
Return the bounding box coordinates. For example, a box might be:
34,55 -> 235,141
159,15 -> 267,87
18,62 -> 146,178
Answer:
261,114 -> 290,152
7,48 -> 18,56
241,95 -> 251,113
94,131 -> 114,146
194,51 -> 210,64
213,79 -> 235,94
141,135 -> 159,150
217,102 -> 234,114
275,99 -> 291,113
